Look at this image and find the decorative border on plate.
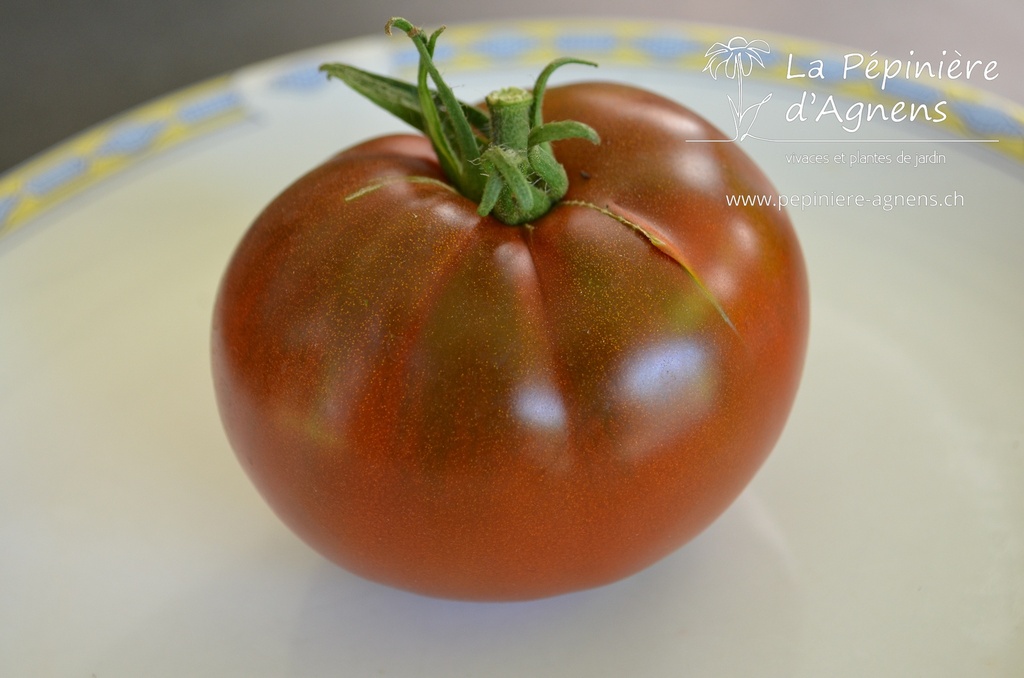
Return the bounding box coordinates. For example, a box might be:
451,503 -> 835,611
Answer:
0,77 -> 245,241
2,19 -> 1022,242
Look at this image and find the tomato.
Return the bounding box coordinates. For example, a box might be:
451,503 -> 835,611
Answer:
211,22 -> 808,601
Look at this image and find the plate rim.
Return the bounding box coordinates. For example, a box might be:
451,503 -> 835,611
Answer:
2,17 -> 1022,241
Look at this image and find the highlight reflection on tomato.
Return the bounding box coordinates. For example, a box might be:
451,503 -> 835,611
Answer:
211,19 -> 808,601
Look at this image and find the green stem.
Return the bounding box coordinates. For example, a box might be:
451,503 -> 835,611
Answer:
486,88 -> 533,151
322,17 -> 601,225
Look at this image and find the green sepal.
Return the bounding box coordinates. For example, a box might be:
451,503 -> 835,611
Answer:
527,120 -> 600,147
528,144 -> 569,197
320,63 -> 491,137
531,58 -> 598,127
477,170 -> 504,216
389,18 -> 485,200
481,146 -> 535,213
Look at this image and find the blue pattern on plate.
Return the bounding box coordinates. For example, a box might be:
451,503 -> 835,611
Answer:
0,194 -> 17,226
949,101 -> 1024,136
394,44 -> 457,67
98,121 -> 168,156
272,65 -> 329,90
632,35 -> 698,60
470,34 -> 538,60
24,158 -> 88,196
178,91 -> 242,124
554,33 -> 617,54
876,78 -> 942,105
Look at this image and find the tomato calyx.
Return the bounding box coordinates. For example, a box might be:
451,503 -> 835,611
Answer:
320,17 -> 600,225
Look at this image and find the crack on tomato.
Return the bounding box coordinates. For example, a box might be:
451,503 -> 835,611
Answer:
560,199 -> 738,337
345,175 -> 459,202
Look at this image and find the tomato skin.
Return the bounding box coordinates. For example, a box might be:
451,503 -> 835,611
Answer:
212,82 -> 808,601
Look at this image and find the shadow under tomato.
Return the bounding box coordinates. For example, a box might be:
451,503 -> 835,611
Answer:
286,489 -> 805,678
75,487 -> 802,676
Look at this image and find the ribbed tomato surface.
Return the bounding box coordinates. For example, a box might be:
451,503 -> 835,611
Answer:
212,83 -> 808,601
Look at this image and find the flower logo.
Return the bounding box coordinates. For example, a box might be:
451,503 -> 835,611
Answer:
703,37 -> 773,141
704,37 -> 770,79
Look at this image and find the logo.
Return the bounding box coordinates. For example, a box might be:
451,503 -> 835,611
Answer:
699,37 -> 1002,145
703,37 -> 773,141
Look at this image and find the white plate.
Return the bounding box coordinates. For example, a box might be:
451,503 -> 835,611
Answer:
2,20 -> 1022,677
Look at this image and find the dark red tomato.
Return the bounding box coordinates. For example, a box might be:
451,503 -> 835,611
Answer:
212,82 -> 808,601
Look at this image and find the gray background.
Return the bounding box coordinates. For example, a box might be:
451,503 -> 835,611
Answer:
2,0 -> 1021,174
